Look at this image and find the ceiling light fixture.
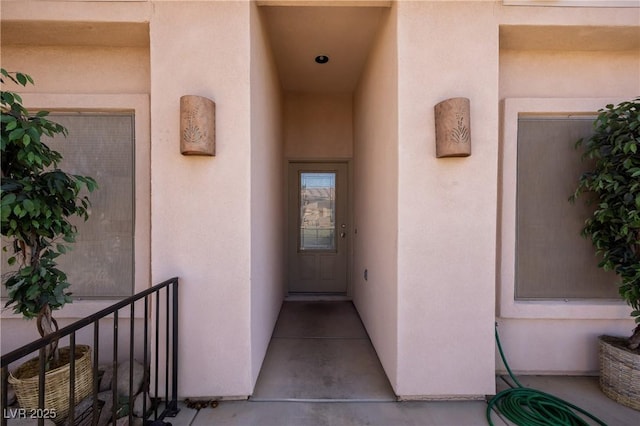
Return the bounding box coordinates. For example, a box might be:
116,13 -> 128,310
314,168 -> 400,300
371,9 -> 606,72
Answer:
315,55 -> 329,64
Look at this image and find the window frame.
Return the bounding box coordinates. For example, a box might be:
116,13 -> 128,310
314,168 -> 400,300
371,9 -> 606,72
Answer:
499,98 -> 631,320
0,94 -> 150,319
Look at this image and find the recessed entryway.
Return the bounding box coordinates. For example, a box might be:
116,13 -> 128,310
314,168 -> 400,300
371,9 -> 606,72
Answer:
253,1 -> 397,400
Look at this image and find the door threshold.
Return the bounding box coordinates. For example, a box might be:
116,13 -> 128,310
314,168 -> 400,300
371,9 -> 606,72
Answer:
285,293 -> 351,301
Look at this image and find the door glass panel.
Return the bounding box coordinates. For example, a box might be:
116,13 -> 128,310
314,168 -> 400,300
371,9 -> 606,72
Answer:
300,172 -> 335,250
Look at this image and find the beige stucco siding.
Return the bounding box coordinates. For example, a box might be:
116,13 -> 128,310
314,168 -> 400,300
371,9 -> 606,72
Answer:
500,49 -> 640,98
498,26 -> 640,374
1,0 -> 639,400
0,14 -> 150,359
396,0 -> 499,397
284,92 -> 353,159
0,46 -> 149,94
149,1 -> 253,397
249,1 -> 286,388
353,5 -> 399,392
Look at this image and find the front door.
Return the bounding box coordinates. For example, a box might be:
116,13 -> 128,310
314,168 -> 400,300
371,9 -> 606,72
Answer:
288,162 -> 348,293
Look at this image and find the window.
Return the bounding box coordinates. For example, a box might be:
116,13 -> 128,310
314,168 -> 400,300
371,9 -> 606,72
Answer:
516,115 -> 618,300
2,112 -> 135,298
49,112 -> 135,298
299,172 -> 336,251
500,98 -> 630,319
1,93 -> 149,312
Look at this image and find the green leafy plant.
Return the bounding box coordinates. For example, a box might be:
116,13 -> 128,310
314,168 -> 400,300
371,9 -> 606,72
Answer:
1,69 -> 97,364
571,98 -> 640,351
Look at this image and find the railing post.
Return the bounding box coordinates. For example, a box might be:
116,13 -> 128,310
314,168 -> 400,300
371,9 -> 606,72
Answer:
92,322 -> 99,426
129,303 -> 135,426
68,333 -> 76,426
170,279 -> 179,415
143,295 -> 149,421
164,286 -> 169,411
38,347 -> 45,426
112,310 -> 118,425
154,290 -> 160,421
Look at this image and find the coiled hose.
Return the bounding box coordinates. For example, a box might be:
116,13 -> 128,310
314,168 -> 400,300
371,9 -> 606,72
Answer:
486,324 -> 608,426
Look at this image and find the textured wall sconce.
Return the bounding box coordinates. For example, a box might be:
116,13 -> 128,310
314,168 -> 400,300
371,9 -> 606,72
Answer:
180,95 -> 215,156
434,97 -> 471,158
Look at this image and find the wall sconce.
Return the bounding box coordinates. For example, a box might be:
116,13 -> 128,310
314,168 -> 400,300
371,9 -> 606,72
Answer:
180,95 -> 215,156
434,97 -> 471,158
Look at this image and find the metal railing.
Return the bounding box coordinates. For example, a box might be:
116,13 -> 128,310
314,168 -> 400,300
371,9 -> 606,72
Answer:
1,277 -> 179,426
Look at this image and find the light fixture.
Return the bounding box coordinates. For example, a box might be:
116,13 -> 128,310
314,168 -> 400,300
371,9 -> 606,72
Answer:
180,95 -> 215,156
434,97 -> 471,158
315,55 -> 329,64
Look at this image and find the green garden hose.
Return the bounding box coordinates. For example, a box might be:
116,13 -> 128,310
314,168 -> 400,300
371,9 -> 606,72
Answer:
486,324 -> 608,426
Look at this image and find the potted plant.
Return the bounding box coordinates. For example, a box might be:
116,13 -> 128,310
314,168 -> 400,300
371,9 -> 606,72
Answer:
1,69 -> 97,418
571,98 -> 640,410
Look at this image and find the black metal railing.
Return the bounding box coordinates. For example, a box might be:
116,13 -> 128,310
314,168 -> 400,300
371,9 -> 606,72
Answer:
1,277 -> 179,426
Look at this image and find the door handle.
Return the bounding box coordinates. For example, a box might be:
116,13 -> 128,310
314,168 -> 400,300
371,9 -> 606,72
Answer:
340,232 -> 346,238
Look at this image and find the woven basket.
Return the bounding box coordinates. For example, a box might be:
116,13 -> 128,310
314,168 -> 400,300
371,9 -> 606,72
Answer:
8,345 -> 93,421
598,335 -> 640,411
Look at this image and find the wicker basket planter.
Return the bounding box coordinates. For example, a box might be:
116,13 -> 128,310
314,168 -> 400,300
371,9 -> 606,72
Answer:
598,335 -> 640,411
8,345 -> 93,421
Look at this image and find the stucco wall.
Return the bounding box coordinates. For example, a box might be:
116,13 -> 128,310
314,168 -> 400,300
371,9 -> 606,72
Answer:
352,5 -> 399,392
283,92 -> 353,159
149,1 -> 253,397
500,49 -> 640,99
249,2 -> 285,388
395,0 -> 498,398
0,46 -> 149,94
3,0 -> 640,400
498,26 -> 640,373
0,26 -> 150,359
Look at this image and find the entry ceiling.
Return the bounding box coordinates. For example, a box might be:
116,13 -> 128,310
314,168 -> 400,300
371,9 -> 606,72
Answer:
260,6 -> 388,93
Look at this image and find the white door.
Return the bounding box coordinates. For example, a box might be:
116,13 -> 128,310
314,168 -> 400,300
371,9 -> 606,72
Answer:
288,162 -> 348,293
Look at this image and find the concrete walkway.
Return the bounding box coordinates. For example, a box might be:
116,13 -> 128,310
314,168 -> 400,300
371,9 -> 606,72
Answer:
165,302 -> 640,425
166,376 -> 639,426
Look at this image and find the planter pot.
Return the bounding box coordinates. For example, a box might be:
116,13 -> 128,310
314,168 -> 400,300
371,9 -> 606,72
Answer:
8,345 -> 93,421
598,335 -> 640,411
